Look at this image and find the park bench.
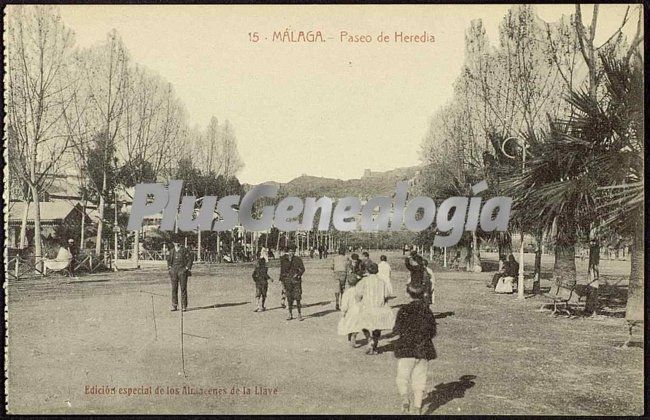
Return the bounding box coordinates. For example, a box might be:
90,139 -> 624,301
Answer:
539,281 -> 585,316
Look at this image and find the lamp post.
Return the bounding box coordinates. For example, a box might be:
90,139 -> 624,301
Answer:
501,136 -> 527,300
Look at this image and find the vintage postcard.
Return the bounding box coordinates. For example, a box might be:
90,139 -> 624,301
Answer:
3,4 -> 644,415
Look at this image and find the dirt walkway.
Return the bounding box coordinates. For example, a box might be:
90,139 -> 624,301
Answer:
6,252 -> 643,414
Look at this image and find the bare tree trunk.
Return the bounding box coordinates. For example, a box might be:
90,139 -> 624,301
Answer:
132,229 -> 140,264
19,199 -> 30,249
29,183 -> 43,272
80,199 -> 86,250
95,172 -> 107,255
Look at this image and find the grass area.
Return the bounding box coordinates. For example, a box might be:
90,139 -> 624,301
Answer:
6,251 -> 643,414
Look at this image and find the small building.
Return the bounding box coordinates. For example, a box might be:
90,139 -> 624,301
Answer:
7,201 -> 93,249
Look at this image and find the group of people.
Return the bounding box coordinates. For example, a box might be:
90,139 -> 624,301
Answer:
335,249 -> 396,354
167,240 -> 438,414
308,245 -> 329,259
251,244 -> 305,320
336,249 -> 439,414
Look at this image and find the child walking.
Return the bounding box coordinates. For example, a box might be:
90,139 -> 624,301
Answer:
356,263 -> 395,355
392,284 -> 437,415
337,275 -> 362,347
252,258 -> 272,312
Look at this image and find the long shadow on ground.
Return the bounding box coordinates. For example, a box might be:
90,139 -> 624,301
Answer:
424,375 -> 477,414
187,302 -> 249,311
304,308 -> 338,319
301,300 -> 331,308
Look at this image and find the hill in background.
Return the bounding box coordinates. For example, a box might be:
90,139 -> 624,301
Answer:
246,166 -> 421,199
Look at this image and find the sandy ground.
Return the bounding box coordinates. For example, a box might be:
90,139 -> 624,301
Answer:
5,251 -> 644,415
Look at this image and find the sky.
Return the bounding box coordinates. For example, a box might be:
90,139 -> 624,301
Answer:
58,4 -> 638,184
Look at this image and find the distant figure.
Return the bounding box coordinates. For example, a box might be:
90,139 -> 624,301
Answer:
252,257 -> 272,312
167,239 -> 194,312
260,246 -> 269,263
337,275 -> 362,347
279,244 -> 305,321
348,253 -> 364,283
377,255 -> 393,298
393,284 -> 437,415
405,254 -> 426,288
318,245 -> 324,259
66,239 -> 77,278
356,263 -> 395,355
403,244 -> 409,256
332,247 -> 348,310
361,252 -> 373,275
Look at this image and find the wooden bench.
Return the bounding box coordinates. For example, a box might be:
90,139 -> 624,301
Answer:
539,282 -> 585,316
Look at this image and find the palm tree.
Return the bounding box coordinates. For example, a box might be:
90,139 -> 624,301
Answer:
504,53 -> 643,312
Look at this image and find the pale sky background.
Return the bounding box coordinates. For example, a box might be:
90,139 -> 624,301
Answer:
59,4 -> 638,184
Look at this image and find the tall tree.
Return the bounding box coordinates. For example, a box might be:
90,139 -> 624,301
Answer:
6,5 -> 77,268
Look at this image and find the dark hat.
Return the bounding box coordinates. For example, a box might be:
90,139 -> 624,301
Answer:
367,263 -> 379,274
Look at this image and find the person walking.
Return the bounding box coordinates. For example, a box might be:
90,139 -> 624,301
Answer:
279,244 -> 305,321
377,254 -> 394,298
167,238 -> 194,312
393,284 -> 437,415
332,247 -> 348,310
356,263 -> 395,355
252,257 -> 272,312
337,275 -> 362,347
405,253 -> 426,288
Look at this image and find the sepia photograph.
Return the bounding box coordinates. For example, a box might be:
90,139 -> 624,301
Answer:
3,3 -> 645,415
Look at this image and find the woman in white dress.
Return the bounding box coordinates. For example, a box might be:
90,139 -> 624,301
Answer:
337,276 -> 362,347
356,263 -> 396,355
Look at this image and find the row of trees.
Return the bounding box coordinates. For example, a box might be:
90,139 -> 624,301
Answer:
419,5 -> 643,314
6,5 -> 244,264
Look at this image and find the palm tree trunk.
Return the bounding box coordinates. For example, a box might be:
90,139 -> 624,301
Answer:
553,238 -> 577,289
625,220 -> 644,322
532,229 -> 543,294
471,231 -> 482,272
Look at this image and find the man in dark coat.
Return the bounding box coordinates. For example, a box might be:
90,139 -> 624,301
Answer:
167,238 -> 194,311
405,253 -> 426,288
252,257 -> 272,312
279,244 -> 305,320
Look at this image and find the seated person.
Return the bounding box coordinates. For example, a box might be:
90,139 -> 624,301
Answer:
491,255 -> 519,290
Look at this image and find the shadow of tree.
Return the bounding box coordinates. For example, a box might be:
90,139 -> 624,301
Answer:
424,375 -> 476,414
